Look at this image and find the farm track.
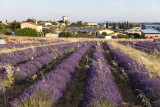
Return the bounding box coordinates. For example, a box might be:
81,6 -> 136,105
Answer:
0,41 -> 73,54
56,47 -> 93,107
103,44 -> 144,107
0,50 -> 75,107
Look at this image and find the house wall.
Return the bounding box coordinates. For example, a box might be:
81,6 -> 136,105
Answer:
21,23 -> 42,32
98,29 -> 114,34
141,32 -> 160,39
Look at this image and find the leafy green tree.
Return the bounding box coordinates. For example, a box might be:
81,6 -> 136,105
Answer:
43,28 -> 51,36
118,22 -> 122,29
99,35 -> 105,38
117,34 -> 128,38
2,29 -> 12,35
26,18 -> 36,23
126,21 -> 129,30
59,31 -> 75,38
8,21 -> 21,31
106,21 -> 109,28
52,22 -> 57,25
76,21 -> 83,27
101,32 -> 107,36
0,24 -> 6,30
129,23 -> 133,28
113,23 -> 116,30
15,28 -> 39,37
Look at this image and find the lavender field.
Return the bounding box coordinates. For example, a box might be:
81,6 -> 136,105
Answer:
0,40 -> 160,107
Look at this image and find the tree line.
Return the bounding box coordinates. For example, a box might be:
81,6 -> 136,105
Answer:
106,21 -> 135,30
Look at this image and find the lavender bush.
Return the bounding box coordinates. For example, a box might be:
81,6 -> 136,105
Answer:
10,42 -> 94,107
0,40 -> 65,51
83,42 -> 123,107
105,42 -> 160,106
1,42 -> 86,82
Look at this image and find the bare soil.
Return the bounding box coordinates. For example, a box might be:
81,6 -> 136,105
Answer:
56,47 -> 93,107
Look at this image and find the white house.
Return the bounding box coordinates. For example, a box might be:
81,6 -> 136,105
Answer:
45,22 -> 52,26
84,22 -> 98,26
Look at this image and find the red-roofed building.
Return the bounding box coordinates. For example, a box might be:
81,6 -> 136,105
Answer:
21,22 -> 42,32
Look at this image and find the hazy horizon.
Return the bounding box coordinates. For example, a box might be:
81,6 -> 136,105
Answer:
0,0 -> 160,22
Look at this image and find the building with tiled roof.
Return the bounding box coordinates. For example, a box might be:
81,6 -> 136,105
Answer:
21,22 -> 42,32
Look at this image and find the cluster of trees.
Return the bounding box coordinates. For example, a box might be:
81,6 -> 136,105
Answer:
106,21 -> 135,30
69,21 -> 84,27
0,21 -> 21,35
59,30 -> 109,38
15,28 -> 39,37
59,30 -> 75,38
112,33 -> 141,39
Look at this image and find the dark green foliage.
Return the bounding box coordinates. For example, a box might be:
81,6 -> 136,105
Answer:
2,29 -> 12,35
99,35 -> 105,38
128,33 -> 141,38
52,22 -> 58,25
59,31 -> 75,38
0,24 -> 6,30
101,32 -> 107,36
42,28 -> 51,36
113,23 -> 117,30
117,34 -> 129,38
106,21 -> 109,28
8,21 -> 20,31
15,28 -> 39,37
26,18 -> 36,23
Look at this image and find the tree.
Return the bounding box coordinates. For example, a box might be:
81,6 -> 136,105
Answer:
8,21 -> 21,31
113,23 -> 116,30
106,21 -> 109,28
26,18 -> 36,23
117,34 -> 128,38
43,28 -> 51,36
15,28 -> 39,37
65,20 -> 69,25
2,29 -> 12,35
76,21 -> 83,27
126,21 -> 129,30
59,31 -> 75,38
52,22 -> 57,25
129,23 -> 133,29
0,24 -> 6,30
118,22 -> 122,29
101,32 -> 107,36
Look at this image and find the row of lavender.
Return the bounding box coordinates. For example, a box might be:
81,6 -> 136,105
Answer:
105,42 -> 160,106
2,42 -> 84,81
10,42 -> 94,107
0,42 -> 85,96
83,42 -> 123,107
0,40 -> 64,50
119,41 -> 160,54
0,42 -> 83,72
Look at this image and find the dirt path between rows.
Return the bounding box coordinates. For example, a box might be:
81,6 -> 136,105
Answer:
56,47 -> 93,107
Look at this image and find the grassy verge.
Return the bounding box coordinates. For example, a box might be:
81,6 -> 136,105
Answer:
109,42 -> 160,78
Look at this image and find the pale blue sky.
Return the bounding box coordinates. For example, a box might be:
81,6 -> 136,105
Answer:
0,0 -> 160,22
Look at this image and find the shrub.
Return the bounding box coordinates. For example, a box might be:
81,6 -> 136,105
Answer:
15,28 -> 39,37
59,31 -> 75,38
0,29 -> 12,35
42,28 -> 51,36
101,32 -> 107,36
117,34 -> 128,38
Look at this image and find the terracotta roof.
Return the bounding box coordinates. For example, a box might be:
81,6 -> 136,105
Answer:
23,22 -> 41,26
